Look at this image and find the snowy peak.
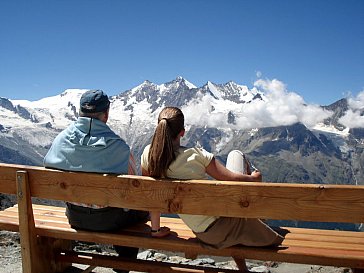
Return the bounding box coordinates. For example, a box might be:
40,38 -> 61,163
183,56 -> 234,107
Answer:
128,80 -> 157,95
206,81 -> 222,99
176,76 -> 197,89
114,77 -> 199,112
224,81 -> 262,102
323,98 -> 349,131
161,77 -> 196,92
201,80 -> 261,103
11,89 -> 86,109
8,89 -> 88,129
127,77 -> 196,97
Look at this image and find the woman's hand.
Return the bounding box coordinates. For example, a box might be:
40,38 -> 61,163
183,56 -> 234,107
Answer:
251,170 -> 262,182
206,158 -> 263,182
151,226 -> 171,238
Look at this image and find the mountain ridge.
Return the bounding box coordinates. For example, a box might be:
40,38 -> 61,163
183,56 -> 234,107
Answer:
1,77 -> 363,185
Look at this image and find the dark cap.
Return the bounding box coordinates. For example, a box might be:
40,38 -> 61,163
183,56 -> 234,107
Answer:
80,90 -> 110,113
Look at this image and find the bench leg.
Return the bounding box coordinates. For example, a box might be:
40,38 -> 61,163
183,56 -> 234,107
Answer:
37,236 -> 72,273
233,257 -> 251,273
16,171 -> 72,273
185,252 -> 198,260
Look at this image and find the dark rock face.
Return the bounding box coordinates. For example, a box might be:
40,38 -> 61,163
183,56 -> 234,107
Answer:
0,98 -> 15,111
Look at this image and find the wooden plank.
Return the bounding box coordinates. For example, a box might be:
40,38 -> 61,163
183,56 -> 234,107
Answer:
284,232 -> 364,245
3,205 -> 364,248
1,163 -> 363,223
284,226 -> 364,238
1,209 -> 364,268
15,217 -> 364,253
6,205 -> 67,218
3,208 -> 364,254
35,223 -> 364,268
3,217 -> 364,268
2,210 -> 69,223
17,205 -> 364,240
0,216 -> 20,231
282,238 -> 364,251
17,171 -> 42,273
11,204 -> 67,212
3,205 -> 364,247
57,250 -> 239,273
25,204 -> 66,211
0,164 -> 18,194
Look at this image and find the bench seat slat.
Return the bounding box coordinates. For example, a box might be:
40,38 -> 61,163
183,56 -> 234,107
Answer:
28,206 -> 364,240
4,208 -> 364,268
0,217 -> 20,232
0,210 -> 69,224
9,206 -> 67,216
42,227 -> 364,268
37,225 -> 364,268
8,205 -> 364,238
2,207 -> 364,249
2,205 -> 364,246
39,223 -> 364,253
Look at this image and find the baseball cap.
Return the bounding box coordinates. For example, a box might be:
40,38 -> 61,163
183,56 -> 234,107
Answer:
80,90 -> 110,113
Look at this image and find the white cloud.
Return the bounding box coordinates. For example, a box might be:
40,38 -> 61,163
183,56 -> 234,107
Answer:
182,94 -> 229,128
254,78 -> 286,93
182,78 -> 333,130
248,79 -> 332,128
339,90 -> 364,128
348,90 -> 364,110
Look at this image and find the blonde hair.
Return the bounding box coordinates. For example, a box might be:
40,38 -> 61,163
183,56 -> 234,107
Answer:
148,107 -> 184,178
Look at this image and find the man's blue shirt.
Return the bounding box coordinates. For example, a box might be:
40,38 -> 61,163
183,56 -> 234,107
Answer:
43,117 -> 130,174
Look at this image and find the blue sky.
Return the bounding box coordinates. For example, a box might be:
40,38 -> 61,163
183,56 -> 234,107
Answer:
0,0 -> 363,105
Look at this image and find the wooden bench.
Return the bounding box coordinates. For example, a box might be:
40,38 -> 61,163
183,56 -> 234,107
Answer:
0,162 -> 363,273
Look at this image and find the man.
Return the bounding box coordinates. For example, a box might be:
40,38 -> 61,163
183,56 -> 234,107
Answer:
44,89 -> 148,273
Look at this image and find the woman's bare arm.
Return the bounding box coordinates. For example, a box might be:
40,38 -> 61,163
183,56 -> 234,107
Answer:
141,167 -> 170,237
206,158 -> 262,182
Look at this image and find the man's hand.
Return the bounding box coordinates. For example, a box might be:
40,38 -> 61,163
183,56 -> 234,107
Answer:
151,226 -> 171,238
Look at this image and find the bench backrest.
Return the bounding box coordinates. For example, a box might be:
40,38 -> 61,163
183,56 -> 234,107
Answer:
1,163 -> 363,223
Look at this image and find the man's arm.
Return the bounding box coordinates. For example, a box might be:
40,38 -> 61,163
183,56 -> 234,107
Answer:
128,153 -> 137,175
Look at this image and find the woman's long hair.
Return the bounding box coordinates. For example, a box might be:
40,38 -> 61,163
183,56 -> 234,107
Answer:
148,107 -> 184,178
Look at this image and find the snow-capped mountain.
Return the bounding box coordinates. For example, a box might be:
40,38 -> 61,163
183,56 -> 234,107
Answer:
1,77 -> 363,185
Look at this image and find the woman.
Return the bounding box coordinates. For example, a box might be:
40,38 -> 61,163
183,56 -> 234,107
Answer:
141,107 -> 285,272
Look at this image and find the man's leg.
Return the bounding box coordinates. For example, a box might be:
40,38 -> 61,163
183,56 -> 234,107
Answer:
66,204 -> 149,273
66,204 -> 149,231
112,209 -> 149,273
